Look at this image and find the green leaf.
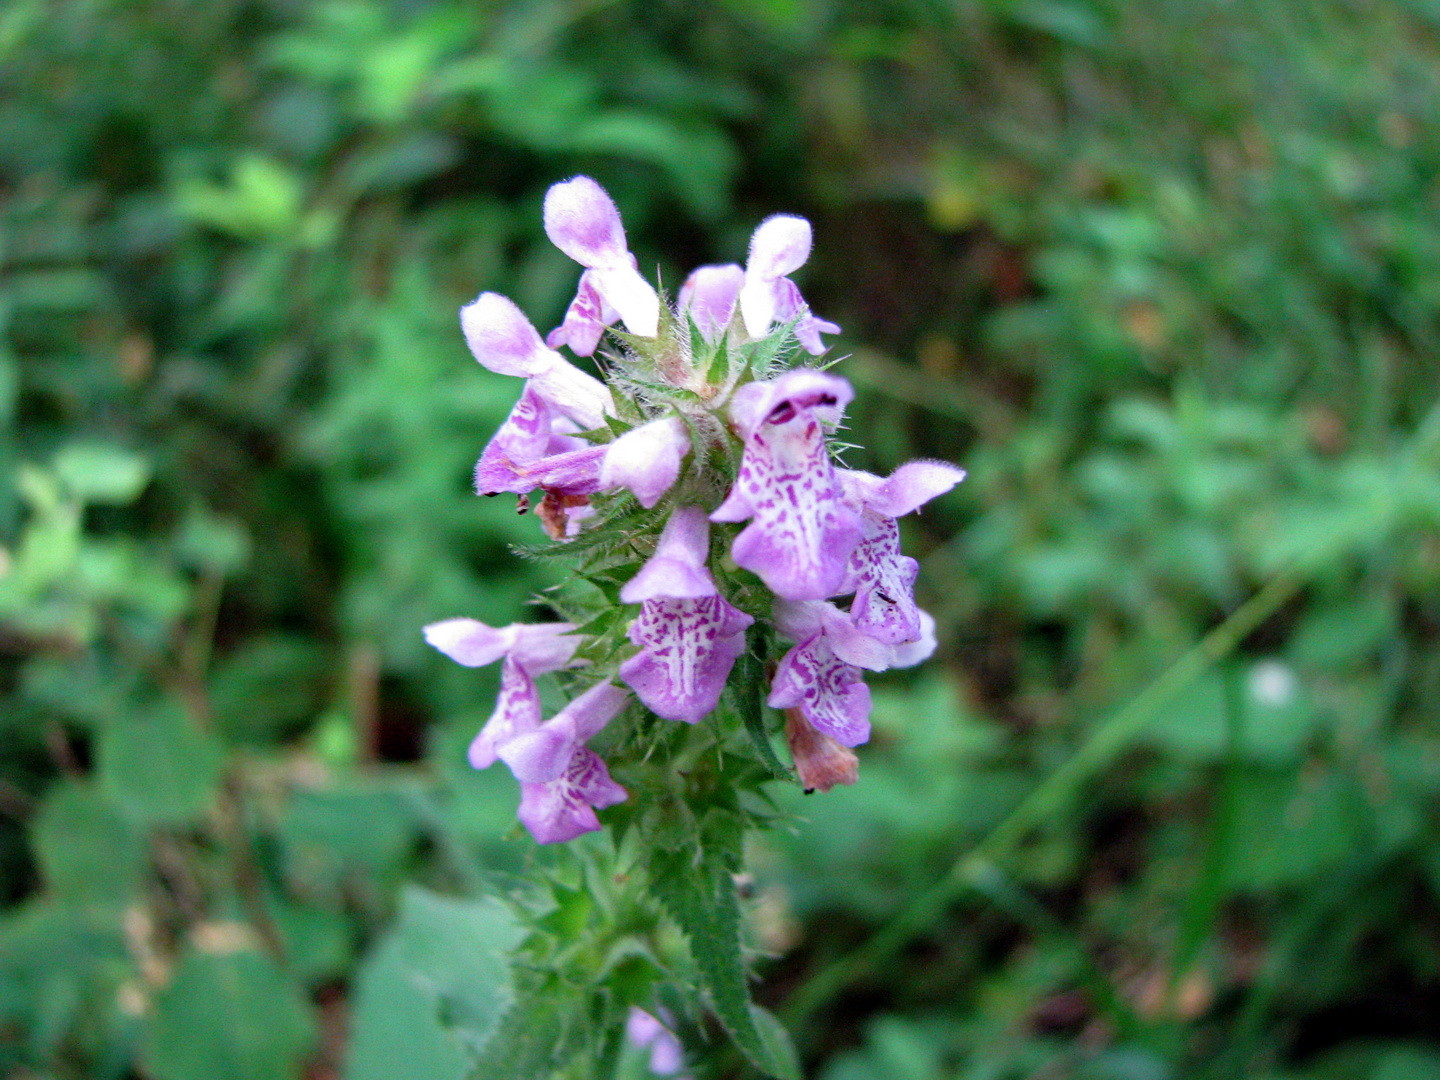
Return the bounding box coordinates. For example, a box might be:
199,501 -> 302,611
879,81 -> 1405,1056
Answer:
52,444 -> 151,505
279,781 -> 421,894
31,781 -> 146,904
731,650 -> 792,780
142,948 -> 317,1080
210,634 -> 328,744
650,816 -> 799,1080
344,887 -> 527,1080
1142,663 -> 1319,764
98,703 -> 225,828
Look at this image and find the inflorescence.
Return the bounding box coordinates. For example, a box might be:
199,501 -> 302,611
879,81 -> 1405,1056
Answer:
424,176 -> 965,844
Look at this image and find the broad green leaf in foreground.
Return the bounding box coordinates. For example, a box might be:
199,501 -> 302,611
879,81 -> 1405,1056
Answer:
142,947 -> 317,1080
344,887 -> 527,1080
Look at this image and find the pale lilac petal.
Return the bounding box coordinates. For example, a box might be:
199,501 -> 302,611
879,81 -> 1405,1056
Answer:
473,384 -> 559,495
769,599 -> 830,642
769,277 -> 839,355
498,725 -> 578,784
424,617 -> 581,672
890,609 -> 937,669
846,515 -> 923,646
593,263 -> 660,338
738,274 -> 780,339
869,460 -> 967,518
600,417 -> 690,509
737,368 -> 852,433
507,624 -> 585,675
748,215 -> 812,281
475,441 -> 606,497
551,680 -> 631,744
627,1009 -> 685,1074
794,310 -> 841,355
497,680 -> 629,782
626,1006 -> 684,1076
772,599 -> 898,671
767,633 -> 872,747
528,362 -> 612,430
679,264 -> 744,341
627,1009 -> 666,1052
543,176 -> 629,268
461,293 -> 559,378
423,618 -> 515,668
712,371 -> 862,600
468,657 -> 544,769
740,215 -> 813,338
621,506 -> 716,603
620,595 -> 753,722
516,747 -> 627,844
546,271 -> 615,357
718,380 -> 777,443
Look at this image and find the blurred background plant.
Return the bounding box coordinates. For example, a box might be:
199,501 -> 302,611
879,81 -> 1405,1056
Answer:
3,0 -> 1440,1077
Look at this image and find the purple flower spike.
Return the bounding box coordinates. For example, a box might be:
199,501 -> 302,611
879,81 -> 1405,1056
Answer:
678,264 -> 744,342
545,176 -> 660,343
627,1008 -> 687,1077
711,370 -> 863,601
619,508 -> 754,723
839,460 -> 966,644
738,215 -> 839,355
461,292 -> 612,428
517,747 -> 628,845
600,417 -> 691,509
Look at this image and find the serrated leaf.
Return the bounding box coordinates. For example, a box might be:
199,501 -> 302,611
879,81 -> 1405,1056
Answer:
344,887 -> 527,1080
731,650 -> 792,781
649,818 -> 798,1080
142,948 -> 316,1080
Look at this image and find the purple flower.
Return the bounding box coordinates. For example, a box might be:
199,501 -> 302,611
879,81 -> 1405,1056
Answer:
618,507 -> 754,722
738,215 -> 840,355
423,617 -> 583,671
544,176 -> 660,352
474,383 -> 607,498
600,417 -> 691,509
422,618 -> 585,768
839,460 -> 966,645
767,600 -> 936,746
497,679 -> 629,780
425,616 -> 630,844
516,745 -> 628,845
626,1008 -> 687,1077
502,681 -> 631,844
677,264 -> 744,342
461,291 -> 612,428
711,370 -> 864,601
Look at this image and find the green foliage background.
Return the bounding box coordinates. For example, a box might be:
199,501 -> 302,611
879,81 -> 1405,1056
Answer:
3,0 -> 1440,1077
